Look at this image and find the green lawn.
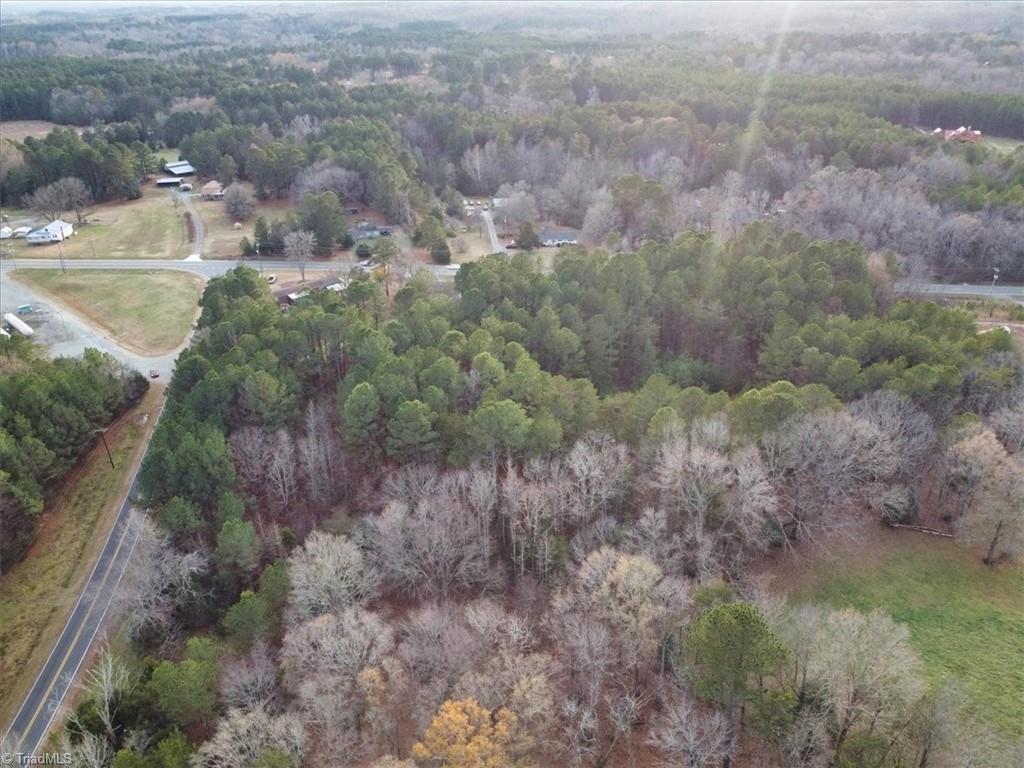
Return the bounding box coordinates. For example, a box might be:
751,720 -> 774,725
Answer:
13,269 -> 203,355
791,532 -> 1024,738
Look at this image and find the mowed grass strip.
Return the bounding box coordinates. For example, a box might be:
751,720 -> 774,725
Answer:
790,532 -> 1024,738
14,269 -> 203,355
0,387 -> 160,727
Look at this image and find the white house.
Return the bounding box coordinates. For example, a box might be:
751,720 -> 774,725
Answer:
27,220 -> 74,245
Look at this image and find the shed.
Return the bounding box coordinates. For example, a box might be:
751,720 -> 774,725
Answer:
0,226 -> 11,239
201,180 -> 224,200
156,177 -> 182,188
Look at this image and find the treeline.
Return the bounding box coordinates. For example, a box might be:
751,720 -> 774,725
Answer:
0,338 -> 148,568
2,127 -> 148,205
139,227 -> 1019,529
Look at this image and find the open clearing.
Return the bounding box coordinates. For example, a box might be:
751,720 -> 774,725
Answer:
0,120 -> 79,168
983,135 -> 1024,154
200,189 -> 293,259
5,186 -> 190,260
767,528 -> 1024,739
13,269 -> 203,355
0,385 -> 163,729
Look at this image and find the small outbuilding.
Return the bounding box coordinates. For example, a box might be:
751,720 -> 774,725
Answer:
201,180 -> 224,200
156,177 -> 182,188
27,220 -> 74,244
0,226 -> 11,239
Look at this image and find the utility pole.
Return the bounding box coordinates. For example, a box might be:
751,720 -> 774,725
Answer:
94,428 -> 115,469
58,240 -> 67,274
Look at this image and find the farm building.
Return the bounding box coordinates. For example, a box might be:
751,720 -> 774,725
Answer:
538,226 -> 579,248
156,177 -> 182,188
11,226 -> 32,238
933,126 -> 983,143
201,180 -> 224,200
164,160 -> 196,176
0,226 -> 11,239
26,219 -> 74,244
351,221 -> 392,240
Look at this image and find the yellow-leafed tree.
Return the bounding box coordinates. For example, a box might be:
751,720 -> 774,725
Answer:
412,698 -> 517,768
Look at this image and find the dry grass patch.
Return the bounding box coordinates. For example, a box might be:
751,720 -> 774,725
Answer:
201,190 -> 293,259
13,269 -> 203,355
6,186 -> 190,260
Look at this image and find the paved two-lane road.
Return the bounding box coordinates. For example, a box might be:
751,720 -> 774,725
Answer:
1,435 -> 154,759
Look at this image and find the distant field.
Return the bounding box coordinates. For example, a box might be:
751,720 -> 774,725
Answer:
5,186 -> 190,260
776,530 -> 1024,739
0,120 -> 78,168
983,135 -> 1023,154
13,269 -> 203,355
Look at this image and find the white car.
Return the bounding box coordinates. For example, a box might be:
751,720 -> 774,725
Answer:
179,183 -> 193,192
266,274 -> 278,284
358,259 -> 375,267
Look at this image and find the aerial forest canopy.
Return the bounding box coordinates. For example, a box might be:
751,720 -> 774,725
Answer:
2,4 -> 1022,767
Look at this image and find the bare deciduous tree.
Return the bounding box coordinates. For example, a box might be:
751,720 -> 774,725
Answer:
764,411 -> 898,548
284,229 -> 316,281
221,642 -> 278,710
223,184 -> 255,221
287,530 -> 376,619
113,513 -> 206,640
362,493 -> 495,601
850,390 -> 936,479
809,608 -> 925,762
193,706 -> 306,768
950,430 -> 1024,564
647,690 -> 730,768
297,399 -> 343,505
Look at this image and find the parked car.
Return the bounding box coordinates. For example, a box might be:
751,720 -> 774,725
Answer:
179,183 -> 193,192
358,258 -> 375,267
505,241 -> 518,249
149,369 -> 160,378
266,274 -> 278,284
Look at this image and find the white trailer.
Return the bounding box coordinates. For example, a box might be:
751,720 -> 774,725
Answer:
3,313 -> 34,337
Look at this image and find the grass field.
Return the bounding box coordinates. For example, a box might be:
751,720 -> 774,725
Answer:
201,189 -> 293,259
983,135 -> 1024,154
13,269 -> 203,355
0,385 -> 163,729
5,186 -> 190,260
781,530 -> 1024,738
